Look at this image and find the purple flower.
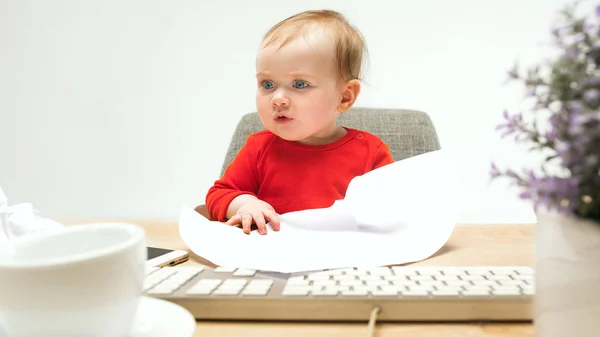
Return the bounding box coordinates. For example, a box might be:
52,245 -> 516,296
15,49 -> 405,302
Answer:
489,163 -> 501,179
584,23 -> 596,33
526,175 -> 580,213
584,89 -> 600,103
526,87 -> 536,97
545,129 -> 557,142
519,191 -> 532,199
566,101 -> 584,114
595,5 -> 600,17
495,110 -> 525,139
549,113 -> 561,127
568,112 -> 590,135
554,140 -> 569,157
507,68 -> 519,80
584,76 -> 600,86
552,27 -> 561,37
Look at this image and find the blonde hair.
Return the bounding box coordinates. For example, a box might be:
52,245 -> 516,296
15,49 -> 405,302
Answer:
262,9 -> 367,82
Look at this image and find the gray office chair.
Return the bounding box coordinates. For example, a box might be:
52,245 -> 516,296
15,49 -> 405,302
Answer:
197,107 -> 441,219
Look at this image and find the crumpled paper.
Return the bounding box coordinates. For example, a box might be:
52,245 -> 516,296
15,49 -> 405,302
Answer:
179,149 -> 463,273
0,186 -> 64,240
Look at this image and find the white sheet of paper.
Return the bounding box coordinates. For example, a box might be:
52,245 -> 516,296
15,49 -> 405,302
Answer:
0,186 -> 64,239
178,149 -> 463,273
0,186 -> 65,260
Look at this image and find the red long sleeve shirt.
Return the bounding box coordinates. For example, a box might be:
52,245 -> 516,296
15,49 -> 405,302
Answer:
205,127 -> 394,221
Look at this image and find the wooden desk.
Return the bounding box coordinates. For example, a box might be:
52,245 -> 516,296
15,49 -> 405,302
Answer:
69,220 -> 535,336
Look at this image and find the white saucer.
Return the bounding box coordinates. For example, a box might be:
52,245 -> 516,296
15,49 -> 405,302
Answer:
130,296 -> 196,337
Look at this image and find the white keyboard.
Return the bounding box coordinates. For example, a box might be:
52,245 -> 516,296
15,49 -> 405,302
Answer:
143,265 -> 534,322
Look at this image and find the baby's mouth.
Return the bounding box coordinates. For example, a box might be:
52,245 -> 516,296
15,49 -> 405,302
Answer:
274,115 -> 293,123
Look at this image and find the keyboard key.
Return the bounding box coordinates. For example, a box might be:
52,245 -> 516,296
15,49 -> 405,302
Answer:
282,288 -> 310,296
469,280 -> 497,286
407,284 -> 433,292
462,289 -> 490,297
492,288 -> 522,296
415,267 -> 442,276
147,285 -> 179,295
161,270 -> 200,288
465,268 -> 494,276
213,286 -> 243,296
186,287 -> 215,295
222,279 -> 247,286
333,274 -> 358,281
391,267 -> 418,276
233,269 -> 257,277
312,279 -> 336,287
214,267 -> 237,273
248,279 -> 273,287
436,274 -> 461,281
287,276 -> 309,285
461,275 -> 486,281
363,279 -> 389,286
500,279 -> 527,286
312,288 -> 339,296
339,279 -> 364,286
341,288 -> 369,296
146,267 -> 160,275
307,273 -> 332,281
522,287 -> 534,296
371,288 -> 399,296
401,289 -> 430,297
443,279 -> 469,287
467,285 -> 492,292
242,287 -> 271,296
440,268 -> 467,276
410,275 -> 436,282
365,267 -> 393,276
487,274 -> 513,281
431,289 -> 460,297
515,274 -> 534,281
516,267 -> 534,275
190,279 -> 221,290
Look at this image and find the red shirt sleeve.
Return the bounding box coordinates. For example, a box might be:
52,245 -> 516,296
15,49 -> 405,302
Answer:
205,135 -> 261,221
372,142 -> 395,170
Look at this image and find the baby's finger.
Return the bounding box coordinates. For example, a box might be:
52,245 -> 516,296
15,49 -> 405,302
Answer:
241,214 -> 253,234
264,210 -> 280,231
252,211 -> 267,235
225,215 -> 242,226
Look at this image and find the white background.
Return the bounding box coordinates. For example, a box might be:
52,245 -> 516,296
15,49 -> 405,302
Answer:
0,0 -> 576,223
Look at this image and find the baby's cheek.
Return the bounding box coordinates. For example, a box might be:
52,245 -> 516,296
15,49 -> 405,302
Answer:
256,96 -> 270,108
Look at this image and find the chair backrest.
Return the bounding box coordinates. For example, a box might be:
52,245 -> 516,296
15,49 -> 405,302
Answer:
219,107 -> 441,175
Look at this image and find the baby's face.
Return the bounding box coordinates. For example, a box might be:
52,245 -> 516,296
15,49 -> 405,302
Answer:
255,33 -> 347,145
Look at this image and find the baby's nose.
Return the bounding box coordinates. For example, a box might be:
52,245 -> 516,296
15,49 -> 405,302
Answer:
271,91 -> 289,107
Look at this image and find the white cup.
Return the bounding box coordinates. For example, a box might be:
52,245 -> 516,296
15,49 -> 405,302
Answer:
0,222 -> 147,337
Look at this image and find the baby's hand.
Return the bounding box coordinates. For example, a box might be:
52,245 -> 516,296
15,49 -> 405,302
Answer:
226,198 -> 280,235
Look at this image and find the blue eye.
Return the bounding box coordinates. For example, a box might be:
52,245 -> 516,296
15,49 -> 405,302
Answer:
262,81 -> 274,89
293,81 -> 308,89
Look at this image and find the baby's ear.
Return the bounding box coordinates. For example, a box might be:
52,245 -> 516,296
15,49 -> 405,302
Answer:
338,79 -> 361,112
